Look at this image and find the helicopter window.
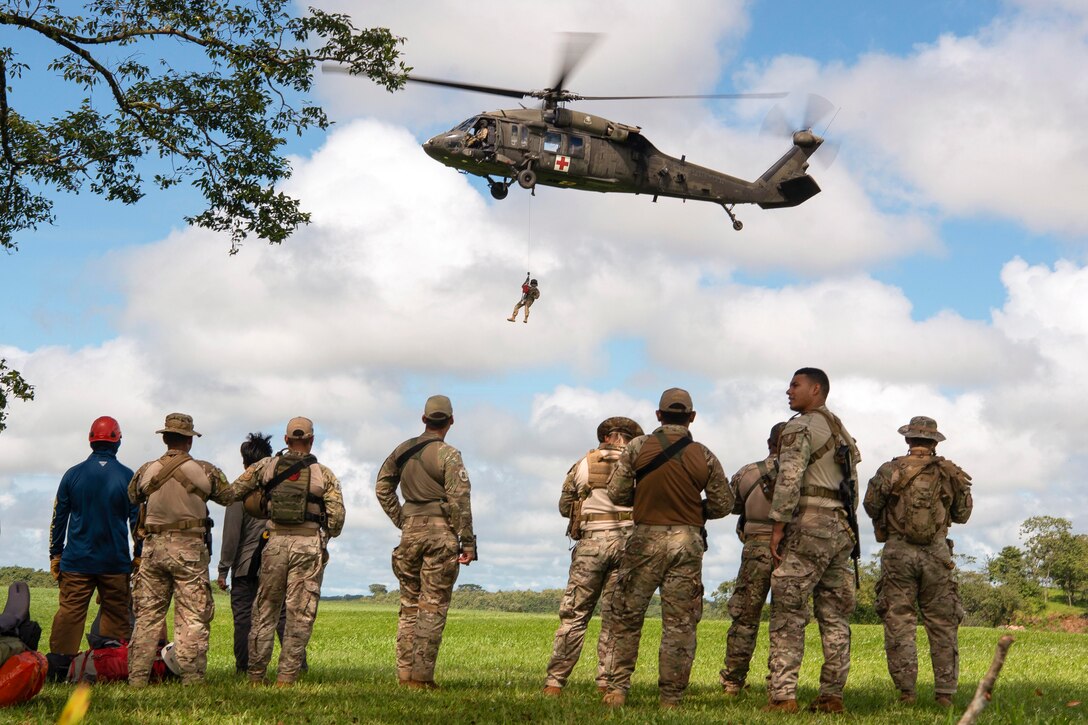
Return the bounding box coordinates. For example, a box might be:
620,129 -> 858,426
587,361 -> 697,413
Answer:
521,126 -> 529,146
457,117 -> 479,132
543,131 -> 562,154
569,135 -> 585,158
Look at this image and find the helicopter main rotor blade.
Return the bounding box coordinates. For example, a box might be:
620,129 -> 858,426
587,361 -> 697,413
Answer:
577,92 -> 788,101
406,75 -> 531,99
550,32 -> 601,93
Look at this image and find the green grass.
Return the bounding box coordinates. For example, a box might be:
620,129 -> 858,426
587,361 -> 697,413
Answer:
12,588 -> 1088,723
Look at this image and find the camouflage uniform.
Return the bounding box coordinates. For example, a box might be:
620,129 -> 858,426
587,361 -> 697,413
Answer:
376,414 -> 475,685
508,277 -> 540,322
767,405 -> 860,702
545,428 -> 638,690
720,455 -> 778,689
603,412 -> 732,706
127,414 -> 233,687
228,446 -> 345,684
863,417 -> 972,699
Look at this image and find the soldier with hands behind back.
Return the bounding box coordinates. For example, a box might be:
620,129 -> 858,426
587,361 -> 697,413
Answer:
227,417 -> 344,686
765,368 -> 861,714
127,413 -> 233,687
602,388 -> 733,709
864,416 -> 972,708
543,416 -> 644,696
719,421 -> 786,696
375,395 -> 476,689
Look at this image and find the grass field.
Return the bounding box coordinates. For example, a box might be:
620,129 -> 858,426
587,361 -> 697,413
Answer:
9,588 -> 1087,723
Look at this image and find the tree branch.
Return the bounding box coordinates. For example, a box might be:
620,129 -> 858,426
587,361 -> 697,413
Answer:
0,56 -> 15,166
957,635 -> 1015,725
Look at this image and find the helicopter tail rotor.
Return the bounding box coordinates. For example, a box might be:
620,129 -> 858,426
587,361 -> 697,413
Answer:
761,94 -> 840,168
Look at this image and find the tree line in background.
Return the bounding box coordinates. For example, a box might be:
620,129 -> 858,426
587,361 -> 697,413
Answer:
9,516 -> 1086,629
329,516 -> 1088,629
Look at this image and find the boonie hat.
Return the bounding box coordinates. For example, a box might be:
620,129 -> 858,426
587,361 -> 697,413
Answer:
424,395 -> 453,422
286,416 -> 314,440
156,413 -> 201,437
596,416 -> 644,443
897,416 -> 946,442
658,388 -> 693,414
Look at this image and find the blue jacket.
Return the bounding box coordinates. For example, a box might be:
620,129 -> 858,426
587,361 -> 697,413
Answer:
49,449 -> 138,575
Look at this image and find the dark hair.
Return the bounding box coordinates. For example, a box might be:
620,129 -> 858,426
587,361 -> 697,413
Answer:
794,367 -> 830,396
241,432 -> 274,467
162,432 -> 189,448
659,410 -> 692,426
906,437 -> 937,449
424,417 -> 450,431
91,440 -> 120,454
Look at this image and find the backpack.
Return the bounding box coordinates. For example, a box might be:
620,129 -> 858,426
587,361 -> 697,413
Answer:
890,456 -> 951,545
263,453 -> 323,526
0,650 -> 47,707
67,642 -> 168,684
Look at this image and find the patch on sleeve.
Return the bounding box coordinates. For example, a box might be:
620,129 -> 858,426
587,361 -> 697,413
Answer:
780,431 -> 799,449
458,468 -> 469,482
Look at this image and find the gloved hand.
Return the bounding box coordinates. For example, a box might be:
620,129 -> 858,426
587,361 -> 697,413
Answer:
50,556 -> 61,581
130,556 -> 142,578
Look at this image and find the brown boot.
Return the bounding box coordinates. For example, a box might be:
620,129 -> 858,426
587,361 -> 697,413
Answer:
542,686 -> 562,697
602,690 -> 626,707
405,680 -> 439,690
763,699 -> 799,713
722,680 -> 744,696
935,694 -> 953,708
808,695 -> 845,713
274,678 -> 294,688
660,699 -> 680,709
898,691 -> 916,704
597,685 -> 608,694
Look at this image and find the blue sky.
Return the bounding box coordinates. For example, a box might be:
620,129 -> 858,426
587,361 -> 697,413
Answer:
3,0 -> 1088,595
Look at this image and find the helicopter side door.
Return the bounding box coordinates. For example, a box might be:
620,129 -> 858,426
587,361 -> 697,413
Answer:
541,131 -> 589,185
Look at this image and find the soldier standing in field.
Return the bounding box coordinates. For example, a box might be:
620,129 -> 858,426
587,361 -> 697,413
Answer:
127,413 -> 233,686
864,416 -> 972,708
507,274 -> 540,323
719,421 -> 786,695
765,368 -> 861,714
46,416 -> 138,681
217,432 -> 276,674
543,416 -> 644,697
227,417 -> 344,686
602,388 -> 733,709
375,395 -> 477,689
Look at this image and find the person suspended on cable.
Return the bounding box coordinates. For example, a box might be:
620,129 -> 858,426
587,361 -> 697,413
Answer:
508,273 -> 540,323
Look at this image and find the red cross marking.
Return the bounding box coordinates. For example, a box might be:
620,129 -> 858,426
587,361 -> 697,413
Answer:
554,155 -> 570,172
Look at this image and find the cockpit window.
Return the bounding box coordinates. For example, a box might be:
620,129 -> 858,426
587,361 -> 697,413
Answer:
543,131 -> 562,154
456,117 -> 479,132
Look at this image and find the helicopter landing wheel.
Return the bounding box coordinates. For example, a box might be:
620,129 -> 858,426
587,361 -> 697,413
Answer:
517,169 -> 537,189
490,183 -> 509,200
723,204 -> 743,231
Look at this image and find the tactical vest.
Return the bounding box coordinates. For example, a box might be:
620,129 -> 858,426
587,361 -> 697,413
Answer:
737,458 -> 777,539
138,453 -> 212,535
586,446 -> 616,489
887,454 -> 953,545
260,452 -> 325,527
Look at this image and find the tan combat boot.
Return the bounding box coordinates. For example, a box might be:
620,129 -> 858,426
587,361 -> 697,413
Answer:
763,699 -> 799,713
405,680 -> 439,690
898,691 -> 916,704
660,699 -> 680,709
808,694 -> 845,713
935,694 -> 953,708
722,680 -> 744,696
542,686 -> 562,697
602,690 -> 626,707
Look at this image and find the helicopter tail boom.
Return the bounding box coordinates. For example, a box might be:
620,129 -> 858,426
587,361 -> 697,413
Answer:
755,132 -> 823,209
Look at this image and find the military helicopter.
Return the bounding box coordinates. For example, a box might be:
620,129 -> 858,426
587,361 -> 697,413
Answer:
326,34 -> 831,231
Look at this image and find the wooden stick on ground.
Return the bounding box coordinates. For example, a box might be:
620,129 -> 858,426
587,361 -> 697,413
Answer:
957,635 -> 1015,725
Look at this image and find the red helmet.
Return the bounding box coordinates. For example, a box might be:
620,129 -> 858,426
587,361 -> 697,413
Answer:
89,416 -> 122,443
